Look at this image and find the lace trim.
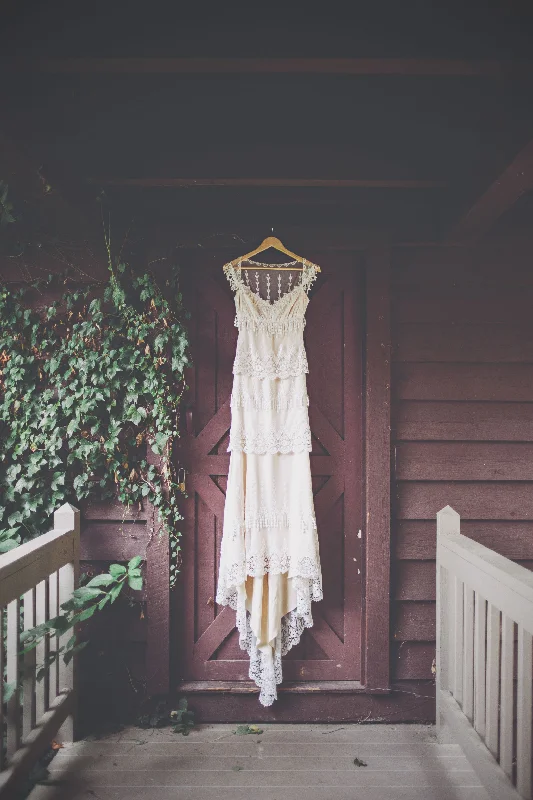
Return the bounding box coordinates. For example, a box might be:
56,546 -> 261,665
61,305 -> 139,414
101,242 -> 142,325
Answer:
234,314 -> 306,334
216,575 -> 322,706
217,546 -> 322,589
224,265 -> 242,293
300,264 -> 318,293
233,346 -> 308,379
228,423 -> 312,454
231,389 -> 309,411
245,259 -> 299,268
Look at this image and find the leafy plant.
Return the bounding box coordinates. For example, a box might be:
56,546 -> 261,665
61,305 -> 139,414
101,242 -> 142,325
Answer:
137,695 -> 195,736
0,217 -> 190,586
20,556 -> 145,673
171,698 -> 195,735
2,557 -> 144,703
0,526 -> 21,552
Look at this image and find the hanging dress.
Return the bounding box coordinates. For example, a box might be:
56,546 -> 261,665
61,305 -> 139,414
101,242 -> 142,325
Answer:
216,260 -> 323,706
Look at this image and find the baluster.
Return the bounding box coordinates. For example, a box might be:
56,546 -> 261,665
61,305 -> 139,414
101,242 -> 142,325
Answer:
48,570 -> 59,705
6,598 -> 21,758
485,603 -> 501,759
516,625 -> 532,798
56,504 -> 80,742
463,586 -> 474,722
452,576 -> 464,702
35,578 -> 48,721
500,613 -> 514,780
0,606 -> 4,771
473,592 -> 487,738
23,588 -> 36,739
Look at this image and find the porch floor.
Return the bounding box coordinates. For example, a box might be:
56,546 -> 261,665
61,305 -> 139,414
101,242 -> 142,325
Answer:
29,723 -> 490,800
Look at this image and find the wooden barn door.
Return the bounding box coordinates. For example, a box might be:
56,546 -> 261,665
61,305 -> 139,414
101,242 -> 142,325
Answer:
177,252 -> 363,709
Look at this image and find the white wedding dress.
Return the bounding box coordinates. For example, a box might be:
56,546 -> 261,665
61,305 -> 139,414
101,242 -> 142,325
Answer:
216,260 -> 323,706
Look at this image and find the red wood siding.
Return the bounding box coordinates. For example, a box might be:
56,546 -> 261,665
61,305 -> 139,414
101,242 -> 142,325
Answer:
391,244 -> 533,691
78,499 -> 169,731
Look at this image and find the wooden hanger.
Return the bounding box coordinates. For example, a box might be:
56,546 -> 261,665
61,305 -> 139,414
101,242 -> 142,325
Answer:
223,236 -> 321,273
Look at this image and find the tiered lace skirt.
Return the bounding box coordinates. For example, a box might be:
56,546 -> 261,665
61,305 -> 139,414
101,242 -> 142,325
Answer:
216,327 -> 322,706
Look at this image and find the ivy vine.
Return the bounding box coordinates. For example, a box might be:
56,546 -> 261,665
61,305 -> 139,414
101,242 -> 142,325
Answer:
0,201 -> 191,588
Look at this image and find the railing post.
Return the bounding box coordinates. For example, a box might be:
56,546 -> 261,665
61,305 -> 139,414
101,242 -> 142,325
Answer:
436,505 -> 460,736
55,503 -> 80,743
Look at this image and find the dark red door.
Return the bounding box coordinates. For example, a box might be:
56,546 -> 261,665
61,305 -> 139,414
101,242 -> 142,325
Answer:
178,252 -> 363,694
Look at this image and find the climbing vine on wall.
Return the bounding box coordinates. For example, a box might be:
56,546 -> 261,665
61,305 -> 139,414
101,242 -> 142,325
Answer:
0,204 -> 191,587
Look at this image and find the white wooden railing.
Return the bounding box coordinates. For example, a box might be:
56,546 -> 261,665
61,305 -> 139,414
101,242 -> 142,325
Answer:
0,503 -> 79,798
436,505 -> 533,800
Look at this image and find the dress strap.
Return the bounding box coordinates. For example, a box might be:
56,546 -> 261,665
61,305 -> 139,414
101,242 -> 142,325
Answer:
225,263 -> 243,294
300,262 -> 318,294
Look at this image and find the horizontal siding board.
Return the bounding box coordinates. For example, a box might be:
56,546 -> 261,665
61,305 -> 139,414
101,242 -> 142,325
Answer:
81,522 -> 150,560
394,364 -> 533,401
81,500 -> 149,520
396,442 -> 533,481
395,561 -> 435,601
393,602 -> 436,641
392,642 -> 435,680
395,520 -> 533,560
395,401 -> 533,441
391,245 -> 533,688
395,324 -> 533,363
394,288 -> 533,324
392,245 -> 533,288
396,481 -> 533,519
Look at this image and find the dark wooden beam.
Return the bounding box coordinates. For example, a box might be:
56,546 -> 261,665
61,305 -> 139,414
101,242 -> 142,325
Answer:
9,57 -> 509,76
89,177 -> 447,189
451,137 -> 533,242
364,245 -> 392,690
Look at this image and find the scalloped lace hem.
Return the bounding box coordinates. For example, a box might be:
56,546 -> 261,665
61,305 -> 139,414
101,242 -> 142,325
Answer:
216,576 -> 322,706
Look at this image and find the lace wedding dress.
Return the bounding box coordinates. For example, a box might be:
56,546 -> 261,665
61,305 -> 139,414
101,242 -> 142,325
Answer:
216,260 -> 323,706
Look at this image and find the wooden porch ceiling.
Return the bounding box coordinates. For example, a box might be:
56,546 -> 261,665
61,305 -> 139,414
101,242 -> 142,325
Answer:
2,5 -> 533,246
8,57 -> 513,76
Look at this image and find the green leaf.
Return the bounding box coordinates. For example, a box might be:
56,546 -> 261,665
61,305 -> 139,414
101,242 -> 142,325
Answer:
97,594 -> 111,611
128,555 -> 143,571
127,575 -> 143,591
86,574 -> 115,588
76,605 -> 98,622
72,586 -> 104,601
109,564 -> 127,578
0,537 -> 20,553
109,583 -> 123,604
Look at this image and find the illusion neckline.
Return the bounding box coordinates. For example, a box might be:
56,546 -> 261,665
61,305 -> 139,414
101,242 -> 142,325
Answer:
229,265 -> 309,309
240,280 -> 304,309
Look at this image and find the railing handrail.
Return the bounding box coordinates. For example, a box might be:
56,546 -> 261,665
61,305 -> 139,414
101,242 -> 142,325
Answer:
438,523 -> 533,635
0,503 -> 80,797
0,525 -> 77,608
436,504 -> 532,800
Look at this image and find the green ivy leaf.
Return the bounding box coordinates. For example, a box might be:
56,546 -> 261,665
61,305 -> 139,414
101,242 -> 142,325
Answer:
127,575 -> 143,591
86,574 -> 116,588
